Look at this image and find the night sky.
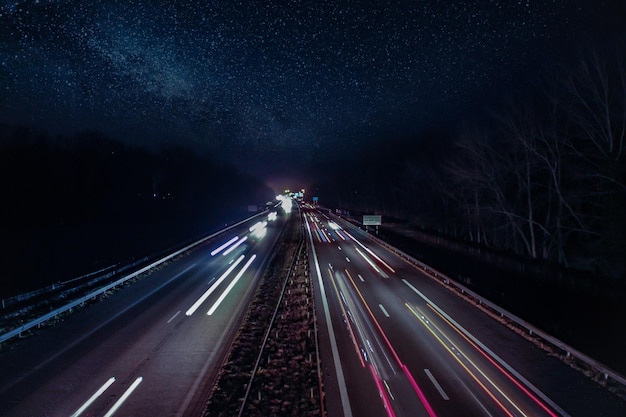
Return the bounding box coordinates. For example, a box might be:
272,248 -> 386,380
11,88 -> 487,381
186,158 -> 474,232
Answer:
0,1 -> 622,183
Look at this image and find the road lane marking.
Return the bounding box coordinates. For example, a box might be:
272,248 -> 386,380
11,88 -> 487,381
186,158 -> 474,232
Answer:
167,310 -> 181,323
406,303 -> 518,417
207,254 -> 257,315
103,377 -> 142,417
346,257 -> 351,262
4,263 -> 197,397
185,255 -> 245,316
358,274 -> 365,282
70,377 -> 116,417
306,216 -> 353,417
341,272 -> 437,417
424,369 -> 449,400
329,269 -> 365,367
458,377 -> 494,417
379,304 -> 390,317
402,279 -> 565,417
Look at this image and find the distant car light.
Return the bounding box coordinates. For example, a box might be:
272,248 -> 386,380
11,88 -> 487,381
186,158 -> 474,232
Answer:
249,221 -> 268,239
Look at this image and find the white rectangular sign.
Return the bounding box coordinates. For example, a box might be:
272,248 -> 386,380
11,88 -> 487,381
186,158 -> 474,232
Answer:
363,215 -> 381,226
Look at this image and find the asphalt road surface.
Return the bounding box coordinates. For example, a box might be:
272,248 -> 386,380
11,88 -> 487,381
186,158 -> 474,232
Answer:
305,206 -> 625,417
0,209 -> 289,417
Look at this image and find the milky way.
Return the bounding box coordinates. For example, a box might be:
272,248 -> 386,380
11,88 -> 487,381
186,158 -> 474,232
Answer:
0,0 -> 614,176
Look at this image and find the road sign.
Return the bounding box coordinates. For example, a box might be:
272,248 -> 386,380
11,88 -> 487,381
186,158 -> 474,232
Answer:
363,215 -> 381,225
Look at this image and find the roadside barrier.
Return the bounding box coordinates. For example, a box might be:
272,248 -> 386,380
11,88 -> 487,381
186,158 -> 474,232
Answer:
0,211 -> 267,345
331,213 -> 626,395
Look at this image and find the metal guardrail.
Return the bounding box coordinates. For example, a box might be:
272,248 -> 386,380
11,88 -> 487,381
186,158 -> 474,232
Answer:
331,213 -> 626,392
0,211 -> 267,345
1,264 -> 119,310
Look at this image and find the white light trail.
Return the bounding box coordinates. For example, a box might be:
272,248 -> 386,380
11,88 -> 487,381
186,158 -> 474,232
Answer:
249,221 -> 267,232
223,236 -> 247,256
305,214 -> 353,417
210,236 -> 239,256
249,221 -> 268,239
344,231 -> 395,273
185,255 -> 245,316
407,302 -> 524,416
102,377 -> 143,417
355,247 -> 388,278
70,377 -> 116,417
207,254 -> 257,315
281,197 -> 293,213
400,277 -> 567,417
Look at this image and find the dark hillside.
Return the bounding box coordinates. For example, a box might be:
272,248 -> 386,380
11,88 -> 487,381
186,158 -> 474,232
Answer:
0,125 -> 274,298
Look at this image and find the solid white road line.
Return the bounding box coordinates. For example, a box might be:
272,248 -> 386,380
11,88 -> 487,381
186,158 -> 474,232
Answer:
185,255 -> 245,316
402,279 -> 570,417
306,216 -> 353,417
70,377 -> 116,417
424,368 -> 449,400
102,377 -> 143,417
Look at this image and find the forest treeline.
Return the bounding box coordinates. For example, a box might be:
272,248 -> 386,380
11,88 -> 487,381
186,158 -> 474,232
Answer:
0,125 -> 274,297
313,48 -> 626,287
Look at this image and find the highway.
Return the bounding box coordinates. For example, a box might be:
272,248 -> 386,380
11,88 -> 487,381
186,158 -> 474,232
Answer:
0,208 -> 289,417
304,206 -> 626,417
